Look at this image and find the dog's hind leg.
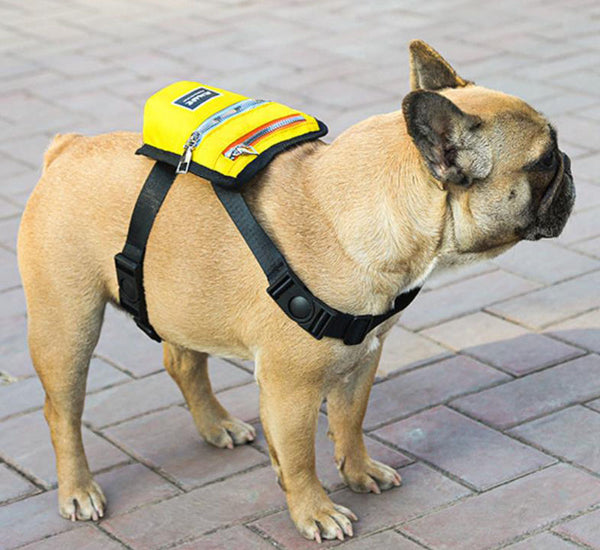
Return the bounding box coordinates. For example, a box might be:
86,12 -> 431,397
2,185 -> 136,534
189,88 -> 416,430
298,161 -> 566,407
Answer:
162,343 -> 255,448
326,345 -> 402,494
22,273 -> 107,521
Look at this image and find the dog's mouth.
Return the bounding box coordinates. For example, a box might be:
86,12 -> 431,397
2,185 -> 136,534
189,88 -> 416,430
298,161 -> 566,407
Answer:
521,151 -> 575,241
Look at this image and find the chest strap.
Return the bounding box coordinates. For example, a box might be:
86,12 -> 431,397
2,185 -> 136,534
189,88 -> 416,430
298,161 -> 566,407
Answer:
115,162 -> 421,345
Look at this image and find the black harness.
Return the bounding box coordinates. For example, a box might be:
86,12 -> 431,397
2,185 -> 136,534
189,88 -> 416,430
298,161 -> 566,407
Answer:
115,160 -> 421,345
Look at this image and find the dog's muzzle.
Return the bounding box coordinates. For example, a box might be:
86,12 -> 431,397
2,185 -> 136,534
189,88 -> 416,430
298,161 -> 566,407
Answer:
522,151 -> 575,241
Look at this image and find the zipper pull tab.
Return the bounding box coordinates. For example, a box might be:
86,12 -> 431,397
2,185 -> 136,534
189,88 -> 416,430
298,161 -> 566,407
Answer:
176,145 -> 193,174
225,144 -> 259,160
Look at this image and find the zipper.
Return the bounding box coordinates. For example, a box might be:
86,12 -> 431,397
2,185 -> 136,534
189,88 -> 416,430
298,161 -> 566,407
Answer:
223,114 -> 306,160
176,98 -> 268,174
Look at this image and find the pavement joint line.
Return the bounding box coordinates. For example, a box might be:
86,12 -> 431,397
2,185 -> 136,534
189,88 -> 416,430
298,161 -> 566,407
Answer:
536,331 -> 597,355
95,524 -> 133,550
582,401 -> 600,412
363,371 -> 515,432
372,351 -> 458,385
398,278 -> 547,332
455,346 -> 587,379
0,458 -> 43,505
482,302 -> 600,333
488,257 -> 600,287
554,242 -> 600,263
421,266 -> 500,293
392,527 -> 433,549
0,283 -> 21,295
550,527 -> 597,550
245,522 -> 287,549
82,401 -> 186,431
493,501 -> 600,550
144,496 -> 289,550
91,352 -> 162,380
368,421 -> 559,494
88,353 -> 139,380
395,483 -> 600,550
504,423 -> 600,484
365,431 -> 481,493
446,391 -> 600,436
86,422 -> 190,493
92,419 -> 272,495
0,450 -> 53,491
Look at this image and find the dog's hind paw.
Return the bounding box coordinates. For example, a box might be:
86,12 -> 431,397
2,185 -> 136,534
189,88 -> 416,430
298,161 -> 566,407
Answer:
58,479 -> 106,521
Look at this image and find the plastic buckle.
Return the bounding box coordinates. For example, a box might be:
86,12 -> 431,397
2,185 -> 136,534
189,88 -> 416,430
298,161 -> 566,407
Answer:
343,316 -> 373,346
114,253 -> 142,316
267,267 -> 334,340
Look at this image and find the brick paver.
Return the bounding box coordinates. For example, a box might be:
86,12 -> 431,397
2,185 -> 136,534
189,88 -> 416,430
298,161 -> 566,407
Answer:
554,509 -> 600,548
374,406 -> 554,490
402,465 -> 600,550
1,1 -> 599,549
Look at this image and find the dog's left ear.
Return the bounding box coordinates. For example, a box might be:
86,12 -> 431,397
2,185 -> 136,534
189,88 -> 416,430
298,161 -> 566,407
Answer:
402,90 -> 492,188
409,39 -> 471,91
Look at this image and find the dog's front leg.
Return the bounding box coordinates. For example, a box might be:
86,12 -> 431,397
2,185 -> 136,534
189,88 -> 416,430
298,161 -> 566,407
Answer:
327,345 -> 402,494
257,353 -> 356,543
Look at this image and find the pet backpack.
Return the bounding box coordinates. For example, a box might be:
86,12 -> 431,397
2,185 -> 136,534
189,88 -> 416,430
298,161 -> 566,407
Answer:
115,81 -> 420,344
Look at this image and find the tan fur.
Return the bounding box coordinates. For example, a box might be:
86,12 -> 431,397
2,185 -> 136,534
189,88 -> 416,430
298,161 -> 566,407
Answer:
17,41 -> 573,541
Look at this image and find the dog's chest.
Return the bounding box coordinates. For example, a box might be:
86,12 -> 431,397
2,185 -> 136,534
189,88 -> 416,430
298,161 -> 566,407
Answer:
330,317 -> 395,378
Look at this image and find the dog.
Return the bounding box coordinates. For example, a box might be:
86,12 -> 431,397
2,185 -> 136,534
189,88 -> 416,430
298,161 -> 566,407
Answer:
17,40 -> 574,542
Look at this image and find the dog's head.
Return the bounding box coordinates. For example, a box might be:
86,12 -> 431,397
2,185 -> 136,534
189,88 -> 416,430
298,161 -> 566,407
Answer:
403,40 -> 575,261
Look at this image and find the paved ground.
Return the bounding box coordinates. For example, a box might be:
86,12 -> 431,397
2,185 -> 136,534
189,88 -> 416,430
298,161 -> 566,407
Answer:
1,0 -> 599,548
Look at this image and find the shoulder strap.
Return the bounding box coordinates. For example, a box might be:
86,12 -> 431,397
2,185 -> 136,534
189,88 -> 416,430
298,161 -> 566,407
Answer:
211,184 -> 421,345
114,161 -> 177,341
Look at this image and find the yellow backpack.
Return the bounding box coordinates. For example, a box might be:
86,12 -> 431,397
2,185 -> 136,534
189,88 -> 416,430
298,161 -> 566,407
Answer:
137,81 -> 327,188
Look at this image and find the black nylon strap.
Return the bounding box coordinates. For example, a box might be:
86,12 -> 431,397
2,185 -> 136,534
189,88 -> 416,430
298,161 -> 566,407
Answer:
211,184 -> 285,280
212,183 -> 421,345
114,161 -> 177,341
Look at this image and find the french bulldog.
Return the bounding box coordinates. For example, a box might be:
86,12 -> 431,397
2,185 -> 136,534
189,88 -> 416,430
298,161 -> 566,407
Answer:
17,40 -> 574,542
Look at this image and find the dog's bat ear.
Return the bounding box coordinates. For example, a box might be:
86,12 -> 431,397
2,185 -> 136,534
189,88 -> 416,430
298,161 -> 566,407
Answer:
409,40 -> 471,91
402,90 -> 492,188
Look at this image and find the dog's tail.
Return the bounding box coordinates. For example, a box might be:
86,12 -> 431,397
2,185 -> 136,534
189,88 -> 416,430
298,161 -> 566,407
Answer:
43,133 -> 80,171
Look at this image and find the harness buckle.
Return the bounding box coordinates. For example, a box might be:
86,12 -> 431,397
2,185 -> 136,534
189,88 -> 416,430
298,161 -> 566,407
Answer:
114,253 -> 142,316
267,267 -> 334,340
343,316 -> 373,346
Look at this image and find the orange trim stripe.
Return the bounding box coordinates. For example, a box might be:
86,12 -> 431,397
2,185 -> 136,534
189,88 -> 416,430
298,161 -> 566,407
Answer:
222,114 -> 305,154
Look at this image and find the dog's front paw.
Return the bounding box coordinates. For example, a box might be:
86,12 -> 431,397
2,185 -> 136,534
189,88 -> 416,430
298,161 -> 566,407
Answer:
289,491 -> 357,543
58,478 -> 106,521
339,457 -> 402,494
201,416 -> 256,449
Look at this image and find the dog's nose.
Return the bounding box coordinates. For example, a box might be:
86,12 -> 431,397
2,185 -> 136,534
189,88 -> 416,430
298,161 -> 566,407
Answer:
561,151 -> 572,176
